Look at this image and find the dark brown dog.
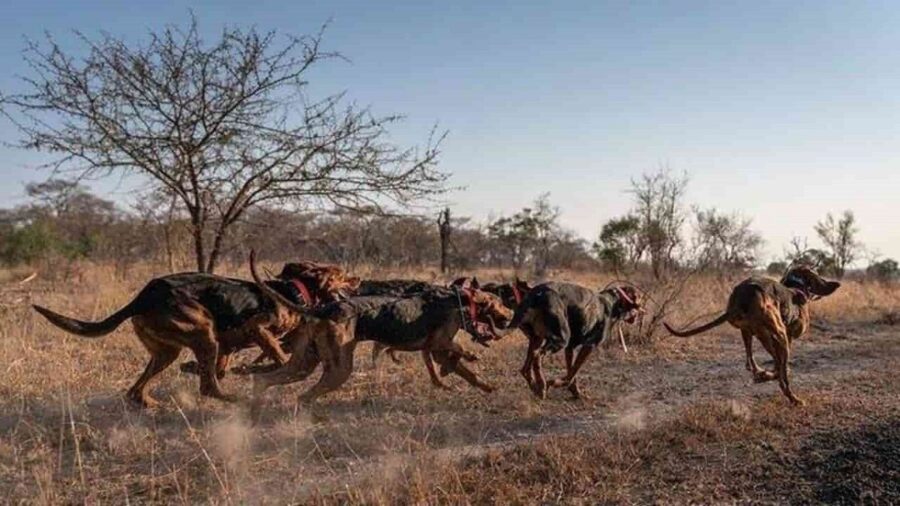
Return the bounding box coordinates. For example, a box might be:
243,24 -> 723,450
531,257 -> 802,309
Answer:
503,282 -> 643,399
31,261 -> 357,407
663,265 -> 839,405
249,257 -> 514,406
481,278 -> 533,310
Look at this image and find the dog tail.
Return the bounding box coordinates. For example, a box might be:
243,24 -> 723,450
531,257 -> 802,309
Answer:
663,312 -> 729,337
33,295 -> 143,338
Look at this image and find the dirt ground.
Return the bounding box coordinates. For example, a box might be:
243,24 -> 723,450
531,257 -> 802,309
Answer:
0,266 -> 898,504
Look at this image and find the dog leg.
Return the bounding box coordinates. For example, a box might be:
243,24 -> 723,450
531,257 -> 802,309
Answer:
445,341 -> 478,362
520,335 -> 540,393
741,329 -> 772,381
298,343 -> 356,403
567,377 -> 584,400
550,344 -> 594,395
127,347 -> 181,408
216,353 -> 232,379
253,327 -> 290,366
773,337 -> 803,406
551,344 -> 576,387
752,334 -> 779,383
433,351 -> 494,393
422,350 -> 452,390
130,325 -> 181,408
188,330 -> 236,402
531,352 -> 547,400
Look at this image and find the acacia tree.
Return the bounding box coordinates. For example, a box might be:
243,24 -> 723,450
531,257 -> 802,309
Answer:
814,210 -> 860,278
1,17 -> 447,272
593,214 -> 642,274
487,194 -> 561,275
692,207 -> 763,271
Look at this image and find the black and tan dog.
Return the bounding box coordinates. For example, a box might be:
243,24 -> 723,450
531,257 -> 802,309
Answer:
364,277 -> 532,366
249,256 -> 514,406
31,261 -> 357,407
663,265 -> 839,405
505,282 -> 643,400
356,278 -> 443,365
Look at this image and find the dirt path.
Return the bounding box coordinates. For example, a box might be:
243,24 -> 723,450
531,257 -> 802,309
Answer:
278,323 -> 899,495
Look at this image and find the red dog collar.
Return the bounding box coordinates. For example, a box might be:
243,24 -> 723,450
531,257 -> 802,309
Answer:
290,279 -> 314,306
465,288 -> 478,322
511,284 -> 523,305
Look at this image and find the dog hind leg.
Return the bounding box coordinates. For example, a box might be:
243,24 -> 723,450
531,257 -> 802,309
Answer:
127,349 -> 181,408
298,342 -> 356,403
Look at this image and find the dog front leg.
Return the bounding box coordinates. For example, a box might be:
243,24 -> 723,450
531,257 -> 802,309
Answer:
433,351 -> 494,393
422,350 -> 452,390
520,335 -> 540,393
254,327 -> 290,365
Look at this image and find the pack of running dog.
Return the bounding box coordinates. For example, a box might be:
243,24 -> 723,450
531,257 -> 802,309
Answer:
32,251 -> 839,410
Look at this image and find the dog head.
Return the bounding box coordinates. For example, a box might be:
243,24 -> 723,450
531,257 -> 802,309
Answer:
604,285 -> 644,324
458,288 -> 515,343
277,261 -> 360,304
481,278 -> 533,309
780,265 -> 840,301
450,276 -> 480,290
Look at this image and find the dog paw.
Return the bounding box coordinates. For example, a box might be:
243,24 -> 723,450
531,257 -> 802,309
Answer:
179,361 -> 200,375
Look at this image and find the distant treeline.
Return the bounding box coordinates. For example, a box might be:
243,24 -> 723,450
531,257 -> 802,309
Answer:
1,174 -> 896,284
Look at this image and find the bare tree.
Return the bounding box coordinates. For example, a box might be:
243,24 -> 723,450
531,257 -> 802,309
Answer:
814,210 -> 860,278
1,16 -> 447,272
692,207 -> 763,272
629,168 -> 689,279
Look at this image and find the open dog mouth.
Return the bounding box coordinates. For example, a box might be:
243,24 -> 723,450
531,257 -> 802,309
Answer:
470,315 -> 511,345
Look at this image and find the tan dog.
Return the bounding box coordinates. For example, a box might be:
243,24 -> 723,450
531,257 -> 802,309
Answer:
31,262 -> 357,407
664,265 -> 840,405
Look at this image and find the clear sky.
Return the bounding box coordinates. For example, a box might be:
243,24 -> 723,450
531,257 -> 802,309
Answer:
1,1 -> 898,263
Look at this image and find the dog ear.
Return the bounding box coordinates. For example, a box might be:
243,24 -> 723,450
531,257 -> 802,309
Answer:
470,277 -> 480,290
450,277 -> 469,288
812,280 -> 840,297
516,278 -> 532,291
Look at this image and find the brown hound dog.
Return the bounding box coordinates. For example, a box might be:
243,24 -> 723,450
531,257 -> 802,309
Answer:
663,265 -> 840,406
496,281 -> 643,400
31,261 -> 357,407
249,255 -> 514,407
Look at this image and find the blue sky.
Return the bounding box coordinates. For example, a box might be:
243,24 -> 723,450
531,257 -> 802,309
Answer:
1,1 -> 898,262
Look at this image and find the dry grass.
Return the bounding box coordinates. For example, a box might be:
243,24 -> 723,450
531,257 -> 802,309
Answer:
0,261 -> 898,504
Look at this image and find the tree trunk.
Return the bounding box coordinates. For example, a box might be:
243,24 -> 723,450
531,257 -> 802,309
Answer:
205,227 -> 227,274
438,208 -> 451,274
190,212 -> 208,273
